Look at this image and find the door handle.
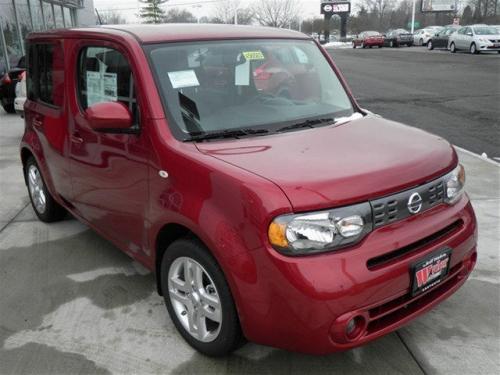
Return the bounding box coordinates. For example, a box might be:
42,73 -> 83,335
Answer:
32,115 -> 43,128
70,133 -> 84,144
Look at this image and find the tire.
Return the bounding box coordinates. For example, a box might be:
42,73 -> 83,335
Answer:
361,42 -> 365,49
450,42 -> 456,53
389,40 -> 394,48
369,45 -> 372,48
470,43 -> 479,54
25,157 -> 66,222
161,238 -> 244,356
427,40 -> 434,50
352,42 -> 356,49
1,100 -> 15,114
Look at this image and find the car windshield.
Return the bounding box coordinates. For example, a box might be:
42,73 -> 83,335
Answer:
395,29 -> 409,34
365,31 -> 380,36
145,39 -> 355,140
472,26 -> 497,35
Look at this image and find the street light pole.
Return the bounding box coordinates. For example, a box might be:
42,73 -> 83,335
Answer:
411,0 -> 416,33
192,4 -> 202,23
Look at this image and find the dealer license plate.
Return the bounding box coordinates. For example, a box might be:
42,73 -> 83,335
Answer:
411,248 -> 452,296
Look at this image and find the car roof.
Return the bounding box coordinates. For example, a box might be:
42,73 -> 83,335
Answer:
27,23 -> 310,44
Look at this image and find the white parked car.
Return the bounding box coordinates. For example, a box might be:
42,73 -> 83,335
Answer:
14,71 -> 26,116
448,25 -> 500,54
413,27 -> 442,46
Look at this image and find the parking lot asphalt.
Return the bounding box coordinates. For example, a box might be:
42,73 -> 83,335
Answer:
1,48 -> 499,374
327,46 -> 500,161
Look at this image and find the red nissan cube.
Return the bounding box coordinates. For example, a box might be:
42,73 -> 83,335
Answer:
20,24 -> 477,356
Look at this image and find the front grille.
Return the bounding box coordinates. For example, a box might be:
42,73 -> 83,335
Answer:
366,261 -> 463,335
371,178 -> 445,228
367,219 -> 463,269
489,39 -> 500,43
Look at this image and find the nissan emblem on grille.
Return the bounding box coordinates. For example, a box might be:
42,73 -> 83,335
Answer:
407,192 -> 423,214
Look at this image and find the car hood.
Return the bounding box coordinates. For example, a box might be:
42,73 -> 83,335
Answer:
196,115 -> 457,212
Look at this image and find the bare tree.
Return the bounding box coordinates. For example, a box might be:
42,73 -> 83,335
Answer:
212,0 -> 254,24
163,8 -> 197,23
362,0 -> 396,29
252,0 -> 301,28
99,10 -> 127,25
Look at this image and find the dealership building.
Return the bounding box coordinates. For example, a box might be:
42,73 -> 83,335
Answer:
1,0 -> 96,72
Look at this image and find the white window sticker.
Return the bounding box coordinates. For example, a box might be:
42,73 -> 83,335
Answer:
168,70 -> 200,89
86,71 -> 118,106
103,73 -> 118,101
235,60 -> 250,86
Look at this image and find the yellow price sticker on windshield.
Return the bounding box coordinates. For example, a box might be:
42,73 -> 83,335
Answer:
243,51 -> 265,60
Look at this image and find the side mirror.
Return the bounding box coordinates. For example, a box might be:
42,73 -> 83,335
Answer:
85,101 -> 134,133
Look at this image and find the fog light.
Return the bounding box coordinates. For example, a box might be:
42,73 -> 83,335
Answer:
345,316 -> 365,340
346,318 -> 357,335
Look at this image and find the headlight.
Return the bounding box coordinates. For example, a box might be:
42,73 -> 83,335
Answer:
443,164 -> 465,204
268,202 -> 372,255
478,38 -> 490,43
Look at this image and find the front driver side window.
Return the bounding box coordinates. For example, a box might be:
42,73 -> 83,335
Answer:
78,46 -> 138,126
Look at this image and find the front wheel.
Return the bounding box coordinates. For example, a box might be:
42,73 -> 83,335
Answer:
161,238 -> 244,356
389,40 -> 394,48
450,43 -> 456,53
25,157 -> 66,222
470,43 -> 479,54
361,42 -> 365,49
352,42 -> 356,49
1,99 -> 15,114
427,40 -> 434,50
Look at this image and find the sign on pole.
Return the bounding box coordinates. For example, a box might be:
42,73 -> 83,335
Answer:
320,2 -> 351,16
421,0 -> 457,12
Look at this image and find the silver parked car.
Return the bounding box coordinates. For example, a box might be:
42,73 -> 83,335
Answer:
448,25 -> 500,54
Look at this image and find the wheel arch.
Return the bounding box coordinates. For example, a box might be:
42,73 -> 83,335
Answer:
155,222 -> 194,295
20,147 -> 34,184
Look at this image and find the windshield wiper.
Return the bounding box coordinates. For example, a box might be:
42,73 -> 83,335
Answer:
276,117 -> 334,133
187,128 -> 269,142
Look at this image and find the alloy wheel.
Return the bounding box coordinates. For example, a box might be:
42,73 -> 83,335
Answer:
168,256 -> 222,343
28,165 -> 46,214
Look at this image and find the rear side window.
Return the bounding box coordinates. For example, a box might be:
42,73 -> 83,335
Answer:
27,42 -> 64,107
77,46 -> 138,125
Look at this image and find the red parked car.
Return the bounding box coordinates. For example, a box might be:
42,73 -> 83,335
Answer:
352,31 -> 385,48
21,24 -> 477,356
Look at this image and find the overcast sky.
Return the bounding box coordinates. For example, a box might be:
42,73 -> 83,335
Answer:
93,0 -> 362,22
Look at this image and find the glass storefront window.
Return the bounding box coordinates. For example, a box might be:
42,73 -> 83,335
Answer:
0,33 -> 7,75
43,1 -> 55,29
54,5 -> 64,28
30,0 -> 46,31
0,2 -> 23,67
15,1 -> 33,40
63,7 -> 72,27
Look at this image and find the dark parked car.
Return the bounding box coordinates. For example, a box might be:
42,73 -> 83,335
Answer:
0,56 -> 26,113
21,24 -> 476,356
384,29 -> 413,47
427,25 -> 460,50
352,31 -> 385,48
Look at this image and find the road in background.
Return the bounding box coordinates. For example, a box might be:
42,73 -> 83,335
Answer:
328,47 -> 500,161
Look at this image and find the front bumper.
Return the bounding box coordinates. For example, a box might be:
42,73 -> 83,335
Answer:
237,194 -> 477,354
14,97 -> 25,114
478,44 -> 500,51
